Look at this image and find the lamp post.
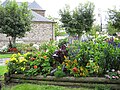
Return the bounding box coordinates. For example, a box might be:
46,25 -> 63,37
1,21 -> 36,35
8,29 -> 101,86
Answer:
98,9 -> 102,31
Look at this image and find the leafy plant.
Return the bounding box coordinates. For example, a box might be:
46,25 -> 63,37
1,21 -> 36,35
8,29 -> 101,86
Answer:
86,59 -> 99,76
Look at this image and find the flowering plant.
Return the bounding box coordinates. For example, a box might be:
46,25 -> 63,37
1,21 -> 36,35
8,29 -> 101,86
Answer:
6,53 -> 27,74
105,69 -> 120,79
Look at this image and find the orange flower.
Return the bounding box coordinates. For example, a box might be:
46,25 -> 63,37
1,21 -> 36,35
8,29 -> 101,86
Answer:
31,57 -> 36,61
34,65 -> 37,69
43,56 -> 47,59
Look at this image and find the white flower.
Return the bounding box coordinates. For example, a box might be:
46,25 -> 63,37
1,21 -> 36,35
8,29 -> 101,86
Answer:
106,70 -> 109,73
112,69 -> 115,72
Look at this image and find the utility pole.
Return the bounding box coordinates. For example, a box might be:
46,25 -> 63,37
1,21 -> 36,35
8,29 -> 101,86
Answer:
98,9 -> 102,31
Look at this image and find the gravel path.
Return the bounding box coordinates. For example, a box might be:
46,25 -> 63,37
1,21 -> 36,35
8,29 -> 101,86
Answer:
0,58 -> 10,66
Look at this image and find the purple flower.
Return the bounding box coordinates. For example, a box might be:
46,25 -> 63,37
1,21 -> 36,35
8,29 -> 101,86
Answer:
118,43 -> 120,48
105,75 -> 110,79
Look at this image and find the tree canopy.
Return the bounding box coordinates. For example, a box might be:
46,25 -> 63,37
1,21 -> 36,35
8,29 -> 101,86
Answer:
59,2 -> 95,38
108,8 -> 120,33
0,0 -> 32,45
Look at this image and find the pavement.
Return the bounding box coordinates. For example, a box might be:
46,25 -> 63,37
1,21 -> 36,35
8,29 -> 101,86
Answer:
0,58 -> 10,66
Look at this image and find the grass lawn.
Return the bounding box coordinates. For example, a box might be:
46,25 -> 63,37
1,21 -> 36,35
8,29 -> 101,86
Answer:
0,66 -> 7,76
2,84 -> 93,90
0,54 -> 12,59
0,65 -> 7,80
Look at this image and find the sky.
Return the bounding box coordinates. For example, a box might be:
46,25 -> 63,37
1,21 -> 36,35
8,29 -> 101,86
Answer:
1,0 -> 120,24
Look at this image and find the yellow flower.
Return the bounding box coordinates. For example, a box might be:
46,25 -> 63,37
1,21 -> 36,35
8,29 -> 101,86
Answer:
10,57 -> 17,61
80,66 -> 84,71
18,53 -> 21,56
80,73 -> 83,76
64,55 -> 67,59
11,54 -> 17,58
73,59 -> 77,64
5,60 -> 9,64
62,62 -> 65,65
67,60 -> 71,63
82,73 -> 85,77
19,57 -> 27,63
86,63 -> 90,66
65,63 -> 69,67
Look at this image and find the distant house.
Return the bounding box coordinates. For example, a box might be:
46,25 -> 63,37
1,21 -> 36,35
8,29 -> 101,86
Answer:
0,0 -> 55,47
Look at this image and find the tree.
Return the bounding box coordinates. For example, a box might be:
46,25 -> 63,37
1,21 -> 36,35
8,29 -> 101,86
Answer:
107,22 -> 118,35
108,8 -> 120,33
59,5 -> 73,35
47,15 -> 67,39
88,24 -> 100,36
0,0 -> 32,46
59,2 -> 95,38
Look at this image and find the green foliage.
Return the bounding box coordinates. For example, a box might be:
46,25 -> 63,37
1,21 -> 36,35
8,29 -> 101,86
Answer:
0,0 -> 32,45
54,65 -> 66,77
107,22 -> 118,35
67,38 -> 120,76
59,5 -> 72,35
89,24 -> 100,36
54,70 -> 66,77
16,43 -> 37,53
108,8 -> 120,32
59,2 -> 95,37
86,59 -> 99,75
58,38 -> 68,48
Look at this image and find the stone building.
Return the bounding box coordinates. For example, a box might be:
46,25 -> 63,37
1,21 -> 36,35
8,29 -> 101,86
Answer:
0,0 -> 55,47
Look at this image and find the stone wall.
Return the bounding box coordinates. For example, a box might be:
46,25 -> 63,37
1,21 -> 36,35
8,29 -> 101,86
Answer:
0,34 -> 10,48
0,22 -> 54,47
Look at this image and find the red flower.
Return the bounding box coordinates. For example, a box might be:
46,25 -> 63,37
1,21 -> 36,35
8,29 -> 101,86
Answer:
34,65 -> 37,69
8,48 -> 18,52
72,67 -> 78,73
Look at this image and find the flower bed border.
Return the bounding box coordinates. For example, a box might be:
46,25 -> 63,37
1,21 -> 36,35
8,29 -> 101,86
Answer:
4,74 -> 120,89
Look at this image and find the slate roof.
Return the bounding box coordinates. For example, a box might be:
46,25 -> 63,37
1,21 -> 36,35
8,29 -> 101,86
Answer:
28,1 -> 44,10
2,0 -> 54,23
31,11 -> 54,22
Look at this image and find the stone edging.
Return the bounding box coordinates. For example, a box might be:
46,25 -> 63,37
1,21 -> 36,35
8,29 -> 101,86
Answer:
4,74 -> 120,89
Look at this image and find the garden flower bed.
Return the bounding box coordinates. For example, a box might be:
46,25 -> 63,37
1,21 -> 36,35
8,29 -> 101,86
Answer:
5,38 -> 120,89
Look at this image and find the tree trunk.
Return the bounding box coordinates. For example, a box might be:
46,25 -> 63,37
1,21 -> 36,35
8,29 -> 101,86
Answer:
12,37 -> 16,47
78,34 -> 81,40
